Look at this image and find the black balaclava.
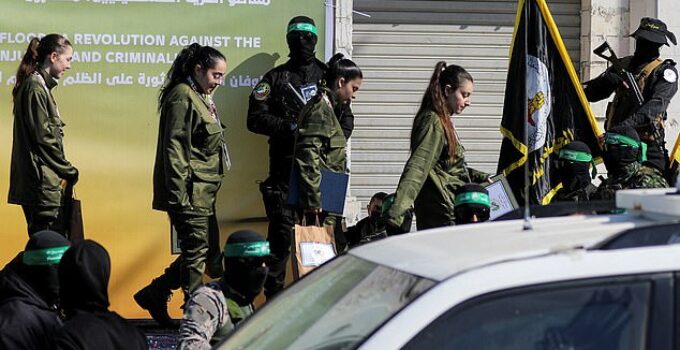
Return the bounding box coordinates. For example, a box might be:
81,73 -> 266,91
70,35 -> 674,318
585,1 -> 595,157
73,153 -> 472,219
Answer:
223,230 -> 270,305
18,230 -> 71,307
58,240 -> 111,317
557,141 -> 593,194
632,38 -> 662,68
602,125 -> 641,176
287,16 -> 318,65
454,184 -> 491,225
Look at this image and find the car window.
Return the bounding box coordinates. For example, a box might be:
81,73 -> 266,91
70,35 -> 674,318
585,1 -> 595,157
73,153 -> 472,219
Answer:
217,255 -> 435,350
404,281 -> 650,350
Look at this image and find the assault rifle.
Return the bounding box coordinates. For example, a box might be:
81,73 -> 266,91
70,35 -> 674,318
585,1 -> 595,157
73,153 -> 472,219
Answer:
593,42 -> 644,106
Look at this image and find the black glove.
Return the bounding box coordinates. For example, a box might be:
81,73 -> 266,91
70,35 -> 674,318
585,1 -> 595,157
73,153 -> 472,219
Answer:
602,70 -> 624,88
66,168 -> 79,186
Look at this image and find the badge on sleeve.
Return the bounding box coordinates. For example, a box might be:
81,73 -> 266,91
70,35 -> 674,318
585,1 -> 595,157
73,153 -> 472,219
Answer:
252,82 -> 271,101
663,69 -> 677,83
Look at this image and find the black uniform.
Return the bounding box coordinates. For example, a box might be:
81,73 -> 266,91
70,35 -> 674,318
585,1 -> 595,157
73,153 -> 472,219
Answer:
585,57 -> 677,171
0,257 -> 62,350
584,17 -> 678,173
55,240 -> 148,350
247,17 -> 354,297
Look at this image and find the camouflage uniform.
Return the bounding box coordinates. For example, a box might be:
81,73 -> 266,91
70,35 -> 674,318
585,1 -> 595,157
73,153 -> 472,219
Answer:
386,109 -> 488,230
178,281 -> 252,350
553,183 -> 598,202
593,163 -> 668,200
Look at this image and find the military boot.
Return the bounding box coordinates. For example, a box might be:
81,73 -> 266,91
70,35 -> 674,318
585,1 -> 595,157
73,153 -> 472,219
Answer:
134,279 -> 177,328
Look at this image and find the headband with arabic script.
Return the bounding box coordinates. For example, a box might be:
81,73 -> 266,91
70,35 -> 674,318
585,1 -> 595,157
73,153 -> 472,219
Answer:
22,246 -> 70,266
288,23 -> 318,35
559,149 -> 593,163
224,241 -> 271,258
455,192 -> 491,207
605,133 -> 648,162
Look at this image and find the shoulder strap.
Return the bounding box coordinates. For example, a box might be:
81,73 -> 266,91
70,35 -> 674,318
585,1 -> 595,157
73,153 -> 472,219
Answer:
636,58 -> 664,92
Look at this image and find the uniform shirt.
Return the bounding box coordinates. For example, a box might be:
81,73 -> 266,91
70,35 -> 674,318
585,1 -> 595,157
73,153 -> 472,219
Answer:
387,109 -> 488,230
247,59 -> 354,181
294,87 -> 347,210
593,163 -> 668,200
178,281 -> 253,350
8,68 -> 78,207
585,56 -> 678,171
152,82 -> 225,216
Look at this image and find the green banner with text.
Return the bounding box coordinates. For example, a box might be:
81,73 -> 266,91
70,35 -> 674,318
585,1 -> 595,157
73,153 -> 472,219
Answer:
0,0 -> 327,316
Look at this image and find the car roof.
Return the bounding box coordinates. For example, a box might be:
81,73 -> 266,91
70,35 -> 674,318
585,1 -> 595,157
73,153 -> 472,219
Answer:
350,188 -> 680,281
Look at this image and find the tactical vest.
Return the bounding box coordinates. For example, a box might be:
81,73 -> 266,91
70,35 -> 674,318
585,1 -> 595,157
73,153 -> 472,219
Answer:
605,57 -> 664,130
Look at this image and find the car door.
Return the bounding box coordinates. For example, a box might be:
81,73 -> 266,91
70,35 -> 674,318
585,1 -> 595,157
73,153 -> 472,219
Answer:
403,273 -> 673,350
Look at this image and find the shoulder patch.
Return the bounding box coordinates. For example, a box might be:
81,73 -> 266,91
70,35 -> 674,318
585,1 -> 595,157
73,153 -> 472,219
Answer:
663,68 -> 677,83
252,82 -> 271,101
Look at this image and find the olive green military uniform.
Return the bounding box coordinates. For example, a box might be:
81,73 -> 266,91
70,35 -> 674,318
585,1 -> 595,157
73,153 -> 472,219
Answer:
152,81 -> 225,298
386,109 -> 488,230
8,68 -> 78,236
178,281 -> 252,350
593,163 -> 668,200
293,87 -> 346,228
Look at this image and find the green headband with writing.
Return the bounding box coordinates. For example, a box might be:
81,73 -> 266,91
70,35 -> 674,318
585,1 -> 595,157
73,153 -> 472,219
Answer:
224,241 -> 270,258
288,23 -> 318,35
455,192 -> 490,207
605,133 -> 648,162
559,149 -> 592,163
22,246 -> 69,266
605,133 -> 640,148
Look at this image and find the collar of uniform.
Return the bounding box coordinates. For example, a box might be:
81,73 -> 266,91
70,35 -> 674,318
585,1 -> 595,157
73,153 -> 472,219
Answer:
220,279 -> 250,306
38,68 -> 58,90
322,86 -> 339,107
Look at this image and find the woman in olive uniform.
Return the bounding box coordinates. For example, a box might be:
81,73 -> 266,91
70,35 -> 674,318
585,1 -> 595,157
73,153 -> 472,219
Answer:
293,53 -> 362,249
135,43 -> 228,327
9,34 -> 79,236
386,62 -> 489,231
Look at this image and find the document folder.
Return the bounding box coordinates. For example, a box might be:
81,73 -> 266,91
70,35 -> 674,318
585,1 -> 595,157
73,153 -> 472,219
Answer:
288,168 -> 349,214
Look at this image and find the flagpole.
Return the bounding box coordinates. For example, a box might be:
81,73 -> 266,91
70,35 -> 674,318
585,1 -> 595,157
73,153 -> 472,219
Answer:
522,0 -> 532,231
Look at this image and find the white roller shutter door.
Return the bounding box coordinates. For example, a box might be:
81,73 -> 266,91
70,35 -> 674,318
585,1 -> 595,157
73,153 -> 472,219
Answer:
350,0 -> 581,203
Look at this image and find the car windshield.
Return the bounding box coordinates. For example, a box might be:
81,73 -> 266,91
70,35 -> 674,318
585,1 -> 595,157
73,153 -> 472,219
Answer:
217,254 -> 435,350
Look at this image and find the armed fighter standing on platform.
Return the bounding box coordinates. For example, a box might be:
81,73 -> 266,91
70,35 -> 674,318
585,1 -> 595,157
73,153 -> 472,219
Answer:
247,16 -> 354,299
584,17 -> 677,180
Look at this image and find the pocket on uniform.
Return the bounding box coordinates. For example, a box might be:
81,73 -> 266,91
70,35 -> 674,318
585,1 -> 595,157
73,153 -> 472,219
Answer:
40,164 -> 61,190
190,171 -> 222,209
329,136 -> 345,149
202,122 -> 224,155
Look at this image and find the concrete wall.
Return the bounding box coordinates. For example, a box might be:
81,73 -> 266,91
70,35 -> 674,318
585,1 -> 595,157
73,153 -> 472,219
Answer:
658,0 -> 680,152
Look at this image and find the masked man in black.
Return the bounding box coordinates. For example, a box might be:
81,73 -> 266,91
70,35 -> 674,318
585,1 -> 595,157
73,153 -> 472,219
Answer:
453,184 -> 491,225
247,16 -> 354,299
178,230 -> 269,349
584,17 -> 677,178
54,240 -> 148,350
553,141 -> 598,202
0,230 -> 70,350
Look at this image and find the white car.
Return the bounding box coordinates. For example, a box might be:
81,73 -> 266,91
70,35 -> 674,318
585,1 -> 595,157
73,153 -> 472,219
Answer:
218,188 -> 680,350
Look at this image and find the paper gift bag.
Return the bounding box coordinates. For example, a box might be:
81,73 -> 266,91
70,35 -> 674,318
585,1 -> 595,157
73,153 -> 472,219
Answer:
291,220 -> 336,279
68,198 -> 84,243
